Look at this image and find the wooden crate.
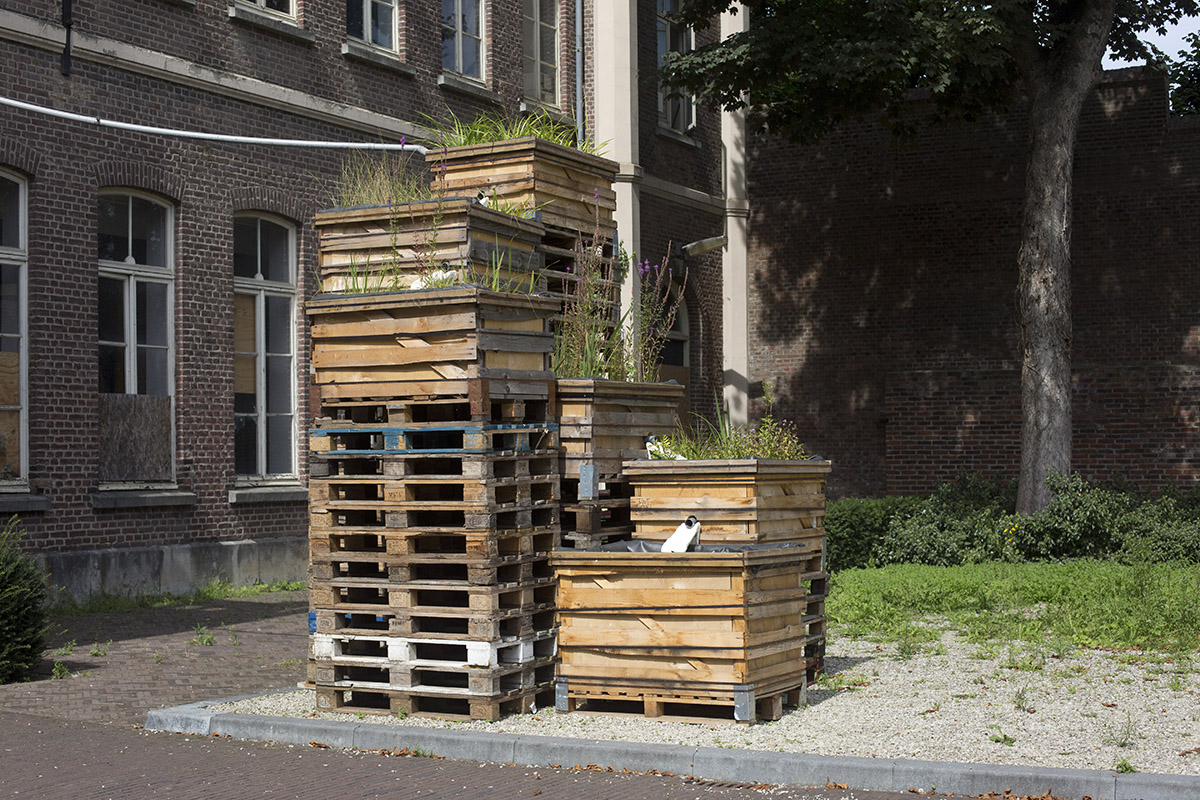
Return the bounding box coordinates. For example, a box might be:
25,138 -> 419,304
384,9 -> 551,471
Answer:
557,379 -> 684,492
427,137 -> 618,237
307,287 -> 559,397
552,542 -> 822,723
623,459 -> 832,546
312,199 -> 545,295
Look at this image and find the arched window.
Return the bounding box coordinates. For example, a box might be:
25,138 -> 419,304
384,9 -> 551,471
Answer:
97,190 -> 175,484
233,214 -> 296,479
0,171 -> 27,483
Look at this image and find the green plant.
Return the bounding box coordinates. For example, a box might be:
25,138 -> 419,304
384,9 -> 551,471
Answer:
987,725 -> 1016,746
0,515 -> 48,684
51,661 -> 69,680
330,145 -> 430,209
551,223 -> 627,380
89,639 -> 111,658
51,577 -> 305,617
1013,686 -> 1035,713
1103,711 -> 1142,748
653,384 -> 806,461
1113,757 -> 1138,774
153,652 -> 164,665
190,625 -> 215,646
55,639 -> 76,657
423,109 -> 604,155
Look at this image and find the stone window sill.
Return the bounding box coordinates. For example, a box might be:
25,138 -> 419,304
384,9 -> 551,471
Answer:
229,484 -> 308,504
228,4 -> 315,43
0,493 -> 50,513
656,124 -> 700,148
92,490 -> 198,510
519,100 -> 572,125
438,73 -> 501,105
341,41 -> 415,75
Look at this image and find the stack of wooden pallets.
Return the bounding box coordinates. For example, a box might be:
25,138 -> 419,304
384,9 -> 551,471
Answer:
306,287 -> 562,720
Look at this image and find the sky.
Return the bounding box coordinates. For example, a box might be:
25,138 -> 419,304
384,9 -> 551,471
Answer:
1104,17 -> 1200,67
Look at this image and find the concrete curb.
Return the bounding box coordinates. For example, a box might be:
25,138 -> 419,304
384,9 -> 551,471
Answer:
145,697 -> 1200,800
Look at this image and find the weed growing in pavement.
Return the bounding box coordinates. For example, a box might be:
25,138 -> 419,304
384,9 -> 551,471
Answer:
1103,711 -> 1143,748
987,725 -> 1016,746
1113,757 -> 1138,773
51,577 -> 305,617
51,661 -> 69,679
190,625 -> 215,646
55,639 -> 76,657
89,640 -> 110,657
153,652 -> 164,664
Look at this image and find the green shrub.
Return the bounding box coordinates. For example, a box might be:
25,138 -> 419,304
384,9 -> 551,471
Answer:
841,472 -> 1200,568
825,495 -> 921,571
0,516 -> 48,684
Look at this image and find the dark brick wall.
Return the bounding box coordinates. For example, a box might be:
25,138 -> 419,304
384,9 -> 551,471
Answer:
1,0 -> 587,553
747,70 -> 1200,498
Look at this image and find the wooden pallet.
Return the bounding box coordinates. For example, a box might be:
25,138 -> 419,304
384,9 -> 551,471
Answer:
312,199 -> 546,295
310,575 -> 557,614
310,475 -> 560,507
310,551 -> 552,586
315,680 -> 555,721
311,375 -> 555,408
310,501 -> 560,532
309,525 -> 558,560
311,449 -> 559,481
318,385 -> 554,428
308,288 -> 558,395
310,422 -> 558,456
554,681 -> 806,725
311,606 -> 557,641
310,629 -> 556,670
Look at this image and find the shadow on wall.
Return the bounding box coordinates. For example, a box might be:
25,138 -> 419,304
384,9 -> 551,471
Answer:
747,72 -> 1200,497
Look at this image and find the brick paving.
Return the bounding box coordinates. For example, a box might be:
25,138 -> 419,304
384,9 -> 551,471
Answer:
0,592 -> 946,800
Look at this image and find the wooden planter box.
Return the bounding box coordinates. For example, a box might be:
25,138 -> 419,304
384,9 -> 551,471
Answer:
428,138 -> 618,236
307,287 -> 559,401
313,199 -> 545,295
623,459 -> 831,547
557,379 -> 684,496
552,542 -> 821,722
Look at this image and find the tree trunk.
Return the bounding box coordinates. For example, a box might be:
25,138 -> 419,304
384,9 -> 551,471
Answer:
1014,2 -> 1115,515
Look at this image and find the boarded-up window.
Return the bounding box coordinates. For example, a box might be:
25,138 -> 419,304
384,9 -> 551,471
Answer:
98,191 -> 174,482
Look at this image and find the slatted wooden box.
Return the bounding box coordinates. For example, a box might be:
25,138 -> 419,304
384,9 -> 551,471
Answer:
427,137 -> 618,236
623,459 -> 832,547
312,199 -> 545,295
552,541 -> 821,723
307,287 -> 560,400
557,379 -> 684,495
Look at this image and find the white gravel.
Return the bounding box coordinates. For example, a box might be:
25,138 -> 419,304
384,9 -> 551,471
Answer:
210,631 -> 1200,776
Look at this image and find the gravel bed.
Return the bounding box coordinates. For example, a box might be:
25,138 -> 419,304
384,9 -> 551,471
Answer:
210,631 -> 1200,776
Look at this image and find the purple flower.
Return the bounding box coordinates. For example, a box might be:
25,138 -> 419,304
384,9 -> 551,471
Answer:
400,135 -> 406,147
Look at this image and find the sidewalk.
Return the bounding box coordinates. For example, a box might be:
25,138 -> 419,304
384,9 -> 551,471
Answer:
3,591 -> 1195,799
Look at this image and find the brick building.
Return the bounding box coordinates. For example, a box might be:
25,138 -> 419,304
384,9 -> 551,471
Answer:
2,3 -> 1194,600
741,69 -> 1200,498
0,0 -> 725,599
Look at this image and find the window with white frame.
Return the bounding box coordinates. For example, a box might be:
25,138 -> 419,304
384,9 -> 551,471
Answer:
657,0 -> 694,132
442,0 -> 483,80
97,191 -> 175,483
347,0 -> 397,50
240,0 -> 293,17
98,193 -> 172,396
233,215 -> 296,479
523,0 -> 558,106
0,172 -> 27,483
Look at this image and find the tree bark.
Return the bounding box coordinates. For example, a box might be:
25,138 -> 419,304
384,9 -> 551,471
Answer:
1014,1 -> 1115,514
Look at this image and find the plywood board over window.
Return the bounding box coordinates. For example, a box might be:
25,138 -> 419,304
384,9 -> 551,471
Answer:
99,394 -> 173,482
